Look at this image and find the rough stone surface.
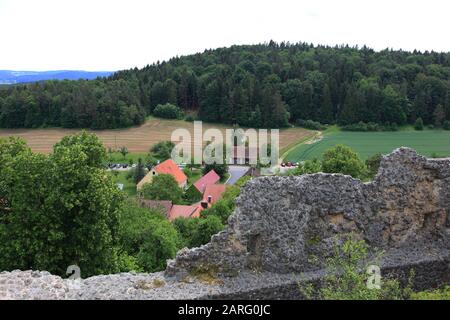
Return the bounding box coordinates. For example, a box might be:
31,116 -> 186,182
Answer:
1,148 -> 449,300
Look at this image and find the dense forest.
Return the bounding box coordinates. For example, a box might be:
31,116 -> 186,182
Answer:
1,41 -> 449,129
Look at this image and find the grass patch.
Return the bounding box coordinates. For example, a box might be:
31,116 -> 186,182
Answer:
106,152 -> 147,164
109,171 -> 137,196
285,127 -> 450,162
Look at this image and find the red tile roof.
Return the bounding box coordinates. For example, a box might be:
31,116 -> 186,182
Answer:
154,159 -> 187,185
168,205 -> 201,221
193,170 -> 220,193
202,184 -> 227,207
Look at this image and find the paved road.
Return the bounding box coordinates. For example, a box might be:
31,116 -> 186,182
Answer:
226,166 -> 250,185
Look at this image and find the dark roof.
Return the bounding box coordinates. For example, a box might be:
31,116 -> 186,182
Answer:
140,200 -> 173,217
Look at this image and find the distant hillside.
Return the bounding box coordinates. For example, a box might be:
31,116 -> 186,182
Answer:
0,42 -> 449,129
0,70 -> 114,84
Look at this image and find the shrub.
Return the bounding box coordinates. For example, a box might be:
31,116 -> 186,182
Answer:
153,103 -> 183,119
341,122 -> 398,132
414,117 -> 424,130
411,286 -> 450,300
321,145 -> 367,179
299,237 -> 412,300
365,153 -> 382,179
443,121 -> 450,130
292,158 -> 322,175
296,119 -> 326,130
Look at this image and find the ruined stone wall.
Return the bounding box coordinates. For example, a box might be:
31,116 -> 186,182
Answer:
1,148 -> 449,300
166,148 -> 450,280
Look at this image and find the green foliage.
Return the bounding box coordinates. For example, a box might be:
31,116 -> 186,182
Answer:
134,158 -> 146,184
443,121 -> 450,130
365,153 -> 382,179
191,216 -> 224,246
2,43 -> 449,129
321,145 -> 367,179
0,133 -> 123,277
136,218 -> 180,272
300,237 -> 411,300
292,158 -> 322,175
140,174 -> 183,204
150,141 -> 175,161
296,119 -> 327,130
411,286 -> 450,300
119,146 -> 129,159
342,122 -> 398,132
153,103 -> 183,119
184,185 -> 202,203
173,216 -> 224,248
118,199 -> 180,272
203,162 -> 228,180
414,117 -> 424,130
172,217 -> 200,248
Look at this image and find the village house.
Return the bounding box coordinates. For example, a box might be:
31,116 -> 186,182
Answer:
193,170 -> 220,193
198,184 -> 227,210
136,159 -> 187,191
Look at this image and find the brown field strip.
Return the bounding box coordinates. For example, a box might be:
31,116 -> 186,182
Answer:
0,118 -> 314,154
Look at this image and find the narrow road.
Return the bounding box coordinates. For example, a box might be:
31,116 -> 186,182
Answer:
226,166 -> 250,185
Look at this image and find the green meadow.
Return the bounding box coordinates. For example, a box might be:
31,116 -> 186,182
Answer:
285,127 -> 450,162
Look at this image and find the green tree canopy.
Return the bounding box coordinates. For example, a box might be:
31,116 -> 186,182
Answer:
0,133 -> 123,277
140,174 -> 183,204
321,145 -> 367,179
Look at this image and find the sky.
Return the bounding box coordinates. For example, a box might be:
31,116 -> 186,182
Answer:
0,0 -> 449,71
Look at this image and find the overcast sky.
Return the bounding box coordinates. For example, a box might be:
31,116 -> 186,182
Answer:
0,0 -> 449,71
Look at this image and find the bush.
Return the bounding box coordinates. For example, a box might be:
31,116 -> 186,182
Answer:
341,122 -> 398,132
173,216 -> 224,248
292,158 -> 322,175
153,103 -> 183,119
300,237 -> 412,300
321,145 -> 367,179
365,153 -> 382,179
184,114 -> 195,122
150,141 -> 175,161
296,119 -> 326,130
443,121 -> 450,130
411,286 -> 450,300
414,117 -> 424,130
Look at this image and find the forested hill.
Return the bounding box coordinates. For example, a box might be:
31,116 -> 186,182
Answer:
1,42 -> 449,129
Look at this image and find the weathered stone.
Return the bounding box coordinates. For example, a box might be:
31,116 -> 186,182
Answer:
0,148 -> 449,300
166,148 -> 450,278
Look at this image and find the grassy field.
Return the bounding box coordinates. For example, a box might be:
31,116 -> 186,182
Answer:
285,127 -> 450,162
0,117 -> 313,155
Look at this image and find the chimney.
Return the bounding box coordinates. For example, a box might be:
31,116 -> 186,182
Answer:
201,201 -> 208,209
207,195 -> 212,203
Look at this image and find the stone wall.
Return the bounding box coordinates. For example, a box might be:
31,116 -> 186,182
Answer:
1,148 -> 449,299
166,148 -> 450,279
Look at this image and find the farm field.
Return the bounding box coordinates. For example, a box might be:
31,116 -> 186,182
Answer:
285,128 -> 450,162
0,117 -> 313,155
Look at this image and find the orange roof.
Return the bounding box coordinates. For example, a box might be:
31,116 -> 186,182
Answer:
154,159 -> 187,185
193,170 -> 220,193
168,205 -> 201,221
202,184 -> 227,207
